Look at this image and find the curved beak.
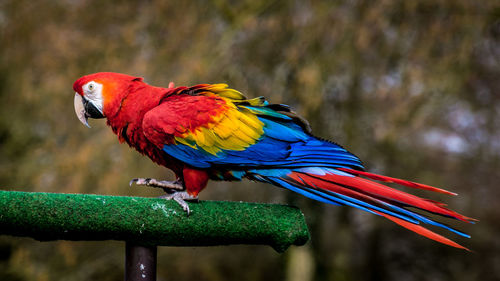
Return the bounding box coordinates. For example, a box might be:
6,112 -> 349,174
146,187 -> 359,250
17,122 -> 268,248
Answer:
74,93 -> 90,128
74,93 -> 105,128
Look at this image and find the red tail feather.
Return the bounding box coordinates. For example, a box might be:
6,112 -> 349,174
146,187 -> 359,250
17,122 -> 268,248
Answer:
288,173 -> 391,209
319,172 -> 473,222
285,169 -> 474,249
372,210 -> 469,251
338,168 -> 457,196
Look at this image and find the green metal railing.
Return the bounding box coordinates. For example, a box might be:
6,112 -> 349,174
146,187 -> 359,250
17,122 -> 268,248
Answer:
0,191 -> 310,280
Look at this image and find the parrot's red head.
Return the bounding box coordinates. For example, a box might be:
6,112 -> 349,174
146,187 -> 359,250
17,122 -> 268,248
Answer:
73,72 -> 143,127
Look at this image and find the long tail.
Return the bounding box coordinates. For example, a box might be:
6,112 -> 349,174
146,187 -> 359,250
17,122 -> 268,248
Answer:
251,167 -> 476,250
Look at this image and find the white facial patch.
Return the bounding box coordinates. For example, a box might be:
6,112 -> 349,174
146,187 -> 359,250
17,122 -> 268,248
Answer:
82,81 -> 104,114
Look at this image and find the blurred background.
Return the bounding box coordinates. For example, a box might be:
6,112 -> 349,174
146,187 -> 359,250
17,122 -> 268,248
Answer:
0,0 -> 499,280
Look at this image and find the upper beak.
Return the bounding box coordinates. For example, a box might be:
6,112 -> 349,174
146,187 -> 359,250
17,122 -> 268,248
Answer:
74,93 -> 105,128
74,93 -> 90,128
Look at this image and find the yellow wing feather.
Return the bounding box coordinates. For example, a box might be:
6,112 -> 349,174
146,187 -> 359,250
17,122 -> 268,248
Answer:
212,116 -> 235,139
175,85 -> 266,155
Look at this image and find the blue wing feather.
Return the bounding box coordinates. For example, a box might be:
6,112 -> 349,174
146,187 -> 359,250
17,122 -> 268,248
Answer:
162,116 -> 364,170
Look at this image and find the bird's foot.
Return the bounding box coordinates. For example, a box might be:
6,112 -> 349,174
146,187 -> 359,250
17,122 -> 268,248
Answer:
129,178 -> 184,193
159,191 -> 198,215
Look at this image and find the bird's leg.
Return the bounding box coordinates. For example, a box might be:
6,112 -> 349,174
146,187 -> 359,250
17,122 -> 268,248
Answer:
130,177 -> 197,215
129,178 -> 184,193
158,191 -> 198,215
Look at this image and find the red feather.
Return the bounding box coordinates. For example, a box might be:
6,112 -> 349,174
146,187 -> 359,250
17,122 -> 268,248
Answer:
338,168 -> 457,195
286,170 -> 474,248
372,210 -> 470,251
317,172 -> 473,222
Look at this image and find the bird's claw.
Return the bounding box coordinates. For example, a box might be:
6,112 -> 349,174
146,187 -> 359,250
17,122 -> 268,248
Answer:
129,178 -> 149,186
129,178 -> 184,193
130,178 -> 195,215
159,191 -> 198,216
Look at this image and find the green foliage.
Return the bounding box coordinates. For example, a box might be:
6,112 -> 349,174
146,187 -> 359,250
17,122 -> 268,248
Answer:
1,0 -> 499,280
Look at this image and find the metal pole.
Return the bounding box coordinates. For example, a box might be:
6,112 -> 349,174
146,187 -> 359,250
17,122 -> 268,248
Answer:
125,242 -> 157,281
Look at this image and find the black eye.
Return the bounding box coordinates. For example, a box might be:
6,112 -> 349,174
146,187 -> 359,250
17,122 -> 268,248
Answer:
88,83 -> 94,91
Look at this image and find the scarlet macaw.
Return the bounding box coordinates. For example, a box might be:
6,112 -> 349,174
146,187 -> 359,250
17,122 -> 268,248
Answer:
73,72 -> 474,249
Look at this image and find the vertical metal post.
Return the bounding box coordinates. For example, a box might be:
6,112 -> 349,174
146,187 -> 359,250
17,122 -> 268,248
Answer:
125,242 -> 157,281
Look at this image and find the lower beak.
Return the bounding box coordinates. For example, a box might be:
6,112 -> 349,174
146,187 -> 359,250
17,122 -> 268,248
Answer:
74,93 -> 90,128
